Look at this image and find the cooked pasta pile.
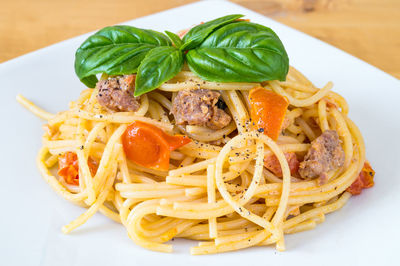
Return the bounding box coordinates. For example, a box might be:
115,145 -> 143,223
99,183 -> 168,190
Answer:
17,67 -> 367,255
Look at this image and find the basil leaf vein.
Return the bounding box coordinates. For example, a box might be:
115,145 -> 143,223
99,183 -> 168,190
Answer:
186,21 -> 289,82
135,46 -> 183,96
180,14 -> 243,51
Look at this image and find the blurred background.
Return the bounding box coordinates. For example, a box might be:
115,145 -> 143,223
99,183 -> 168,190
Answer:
1,0 -> 399,79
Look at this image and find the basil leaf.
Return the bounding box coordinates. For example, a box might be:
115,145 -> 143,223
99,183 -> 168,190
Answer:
75,25 -> 171,88
135,47 -> 183,96
186,22 -> 289,82
180,14 -> 243,51
165,31 -> 183,48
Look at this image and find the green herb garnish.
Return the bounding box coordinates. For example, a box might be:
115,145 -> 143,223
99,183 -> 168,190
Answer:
74,14 -> 289,96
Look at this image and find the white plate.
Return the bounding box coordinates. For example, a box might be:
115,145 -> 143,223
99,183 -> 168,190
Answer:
1,1 -> 399,265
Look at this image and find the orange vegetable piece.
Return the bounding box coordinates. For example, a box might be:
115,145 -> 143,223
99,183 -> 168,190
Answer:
58,152 -> 98,185
249,87 -> 289,140
347,161 -> 375,195
264,152 -> 299,177
122,121 -> 191,171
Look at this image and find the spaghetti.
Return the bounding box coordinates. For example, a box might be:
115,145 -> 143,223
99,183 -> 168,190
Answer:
17,66 -> 373,255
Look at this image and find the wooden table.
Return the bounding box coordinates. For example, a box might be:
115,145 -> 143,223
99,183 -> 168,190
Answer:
1,0 -> 399,79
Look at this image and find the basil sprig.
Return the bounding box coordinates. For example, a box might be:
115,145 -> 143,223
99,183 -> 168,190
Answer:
74,14 -> 289,96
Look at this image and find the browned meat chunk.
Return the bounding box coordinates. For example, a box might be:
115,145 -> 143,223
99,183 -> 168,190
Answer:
96,75 -> 140,112
299,130 -> 345,180
171,89 -> 231,130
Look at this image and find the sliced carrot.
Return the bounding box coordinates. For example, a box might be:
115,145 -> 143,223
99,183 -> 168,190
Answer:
122,121 -> 191,171
347,161 -> 375,195
249,87 -> 289,140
